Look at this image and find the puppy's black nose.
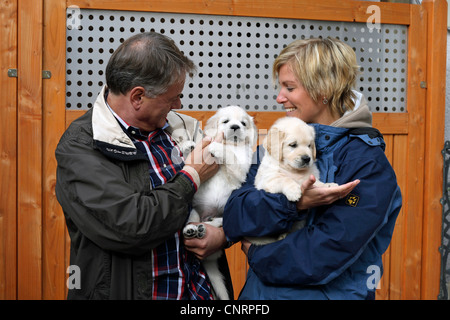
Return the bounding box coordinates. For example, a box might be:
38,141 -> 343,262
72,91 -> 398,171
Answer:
230,124 -> 240,131
301,155 -> 311,164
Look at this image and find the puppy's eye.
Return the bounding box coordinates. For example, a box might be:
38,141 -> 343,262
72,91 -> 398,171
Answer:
308,144 -> 311,148
222,119 -> 229,124
241,121 -> 247,127
289,142 -> 298,148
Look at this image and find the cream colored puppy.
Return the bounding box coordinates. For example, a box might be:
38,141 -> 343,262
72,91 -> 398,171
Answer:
250,117 -> 337,245
183,105 -> 257,300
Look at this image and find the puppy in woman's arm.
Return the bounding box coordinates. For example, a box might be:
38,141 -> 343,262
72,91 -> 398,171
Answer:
250,117 -> 337,245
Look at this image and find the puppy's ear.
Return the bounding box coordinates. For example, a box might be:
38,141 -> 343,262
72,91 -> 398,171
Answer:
246,116 -> 258,147
264,126 -> 285,162
309,125 -> 317,160
204,114 -> 219,138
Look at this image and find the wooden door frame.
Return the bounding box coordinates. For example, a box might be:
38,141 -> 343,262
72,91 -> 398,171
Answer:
31,0 -> 448,300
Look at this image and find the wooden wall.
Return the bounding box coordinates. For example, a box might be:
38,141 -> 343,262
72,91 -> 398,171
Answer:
0,0 -> 447,300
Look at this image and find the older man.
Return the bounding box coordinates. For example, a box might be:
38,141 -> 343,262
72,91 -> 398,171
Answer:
56,32 -> 230,299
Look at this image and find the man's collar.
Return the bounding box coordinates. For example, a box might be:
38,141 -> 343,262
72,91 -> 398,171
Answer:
104,88 -> 169,140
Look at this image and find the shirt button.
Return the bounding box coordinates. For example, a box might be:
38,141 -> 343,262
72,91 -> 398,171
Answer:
325,135 -> 331,140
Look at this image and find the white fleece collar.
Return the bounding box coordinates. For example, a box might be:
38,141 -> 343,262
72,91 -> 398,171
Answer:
92,85 -> 136,149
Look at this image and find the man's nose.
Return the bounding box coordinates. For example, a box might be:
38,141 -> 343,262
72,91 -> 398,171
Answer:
171,98 -> 182,110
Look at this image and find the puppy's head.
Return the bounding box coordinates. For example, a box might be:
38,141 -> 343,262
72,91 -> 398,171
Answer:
264,117 -> 316,171
204,106 -> 257,146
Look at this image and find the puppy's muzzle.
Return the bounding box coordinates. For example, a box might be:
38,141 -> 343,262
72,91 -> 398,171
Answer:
301,155 -> 311,165
293,155 -> 312,169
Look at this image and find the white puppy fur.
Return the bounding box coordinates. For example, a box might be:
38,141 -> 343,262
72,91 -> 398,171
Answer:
183,106 -> 257,300
250,117 -> 337,245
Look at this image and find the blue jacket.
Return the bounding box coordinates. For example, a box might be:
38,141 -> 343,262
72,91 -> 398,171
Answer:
223,123 -> 402,300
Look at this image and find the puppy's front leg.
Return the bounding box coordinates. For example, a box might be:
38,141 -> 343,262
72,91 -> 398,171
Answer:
280,180 -> 303,202
262,177 -> 302,202
206,217 -> 223,228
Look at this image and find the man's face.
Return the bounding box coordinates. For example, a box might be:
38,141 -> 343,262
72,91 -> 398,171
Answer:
138,77 -> 185,131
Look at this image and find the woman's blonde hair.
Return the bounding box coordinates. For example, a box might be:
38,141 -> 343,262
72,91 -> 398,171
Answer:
273,37 -> 360,117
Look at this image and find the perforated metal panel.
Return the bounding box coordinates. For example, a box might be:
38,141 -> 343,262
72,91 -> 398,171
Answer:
66,9 -> 408,112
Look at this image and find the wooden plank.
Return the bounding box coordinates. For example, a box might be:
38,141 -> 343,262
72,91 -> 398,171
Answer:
67,109 -> 409,135
0,0 -> 18,300
225,245 -> 248,299
67,0 -> 410,25
42,0 -> 68,300
388,134 -> 408,300
376,134 -> 394,300
373,113 -> 408,135
421,0 -> 447,300
399,4 -> 427,299
17,0 -> 43,300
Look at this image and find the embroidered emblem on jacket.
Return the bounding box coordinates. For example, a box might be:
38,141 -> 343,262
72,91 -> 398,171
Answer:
345,194 -> 360,207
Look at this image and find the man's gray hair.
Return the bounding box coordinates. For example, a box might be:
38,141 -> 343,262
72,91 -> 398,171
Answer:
106,32 -> 196,97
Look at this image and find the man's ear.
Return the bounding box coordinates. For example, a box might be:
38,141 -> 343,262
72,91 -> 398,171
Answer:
129,86 -> 146,110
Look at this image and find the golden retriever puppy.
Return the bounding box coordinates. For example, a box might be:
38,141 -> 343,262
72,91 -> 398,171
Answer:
183,105 -> 257,299
250,117 -> 336,245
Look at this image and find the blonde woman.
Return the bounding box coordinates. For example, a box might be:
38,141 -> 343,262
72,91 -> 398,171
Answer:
223,38 -> 402,300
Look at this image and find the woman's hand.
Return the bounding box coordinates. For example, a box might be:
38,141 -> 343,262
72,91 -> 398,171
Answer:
296,175 -> 360,211
241,239 -> 251,257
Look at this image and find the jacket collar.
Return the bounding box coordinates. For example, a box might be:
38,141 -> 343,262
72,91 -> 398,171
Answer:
92,85 -> 136,149
311,124 -> 349,153
311,92 -> 374,152
330,91 -> 372,129
92,85 -> 195,150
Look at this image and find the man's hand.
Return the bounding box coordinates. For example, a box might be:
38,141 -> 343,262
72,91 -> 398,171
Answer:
184,224 -> 227,260
296,175 -> 360,211
184,135 -> 222,183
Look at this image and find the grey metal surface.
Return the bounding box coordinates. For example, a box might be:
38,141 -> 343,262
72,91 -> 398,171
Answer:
440,141 -> 450,300
66,9 -> 408,112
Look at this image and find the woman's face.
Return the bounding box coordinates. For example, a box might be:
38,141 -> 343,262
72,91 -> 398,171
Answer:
276,64 -> 337,125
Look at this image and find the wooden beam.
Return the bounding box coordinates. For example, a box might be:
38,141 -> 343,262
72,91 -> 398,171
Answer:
17,0 -> 43,300
42,0 -> 68,300
421,0 -> 447,300
399,4 -> 427,299
67,0 -> 410,25
66,109 -> 409,135
0,0 -> 18,300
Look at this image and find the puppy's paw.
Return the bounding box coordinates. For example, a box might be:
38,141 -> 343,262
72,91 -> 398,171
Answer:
324,182 -> 339,188
208,142 -> 224,160
196,224 -> 206,239
179,141 -> 196,156
284,187 -> 302,202
183,223 -> 206,239
183,224 -> 198,239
